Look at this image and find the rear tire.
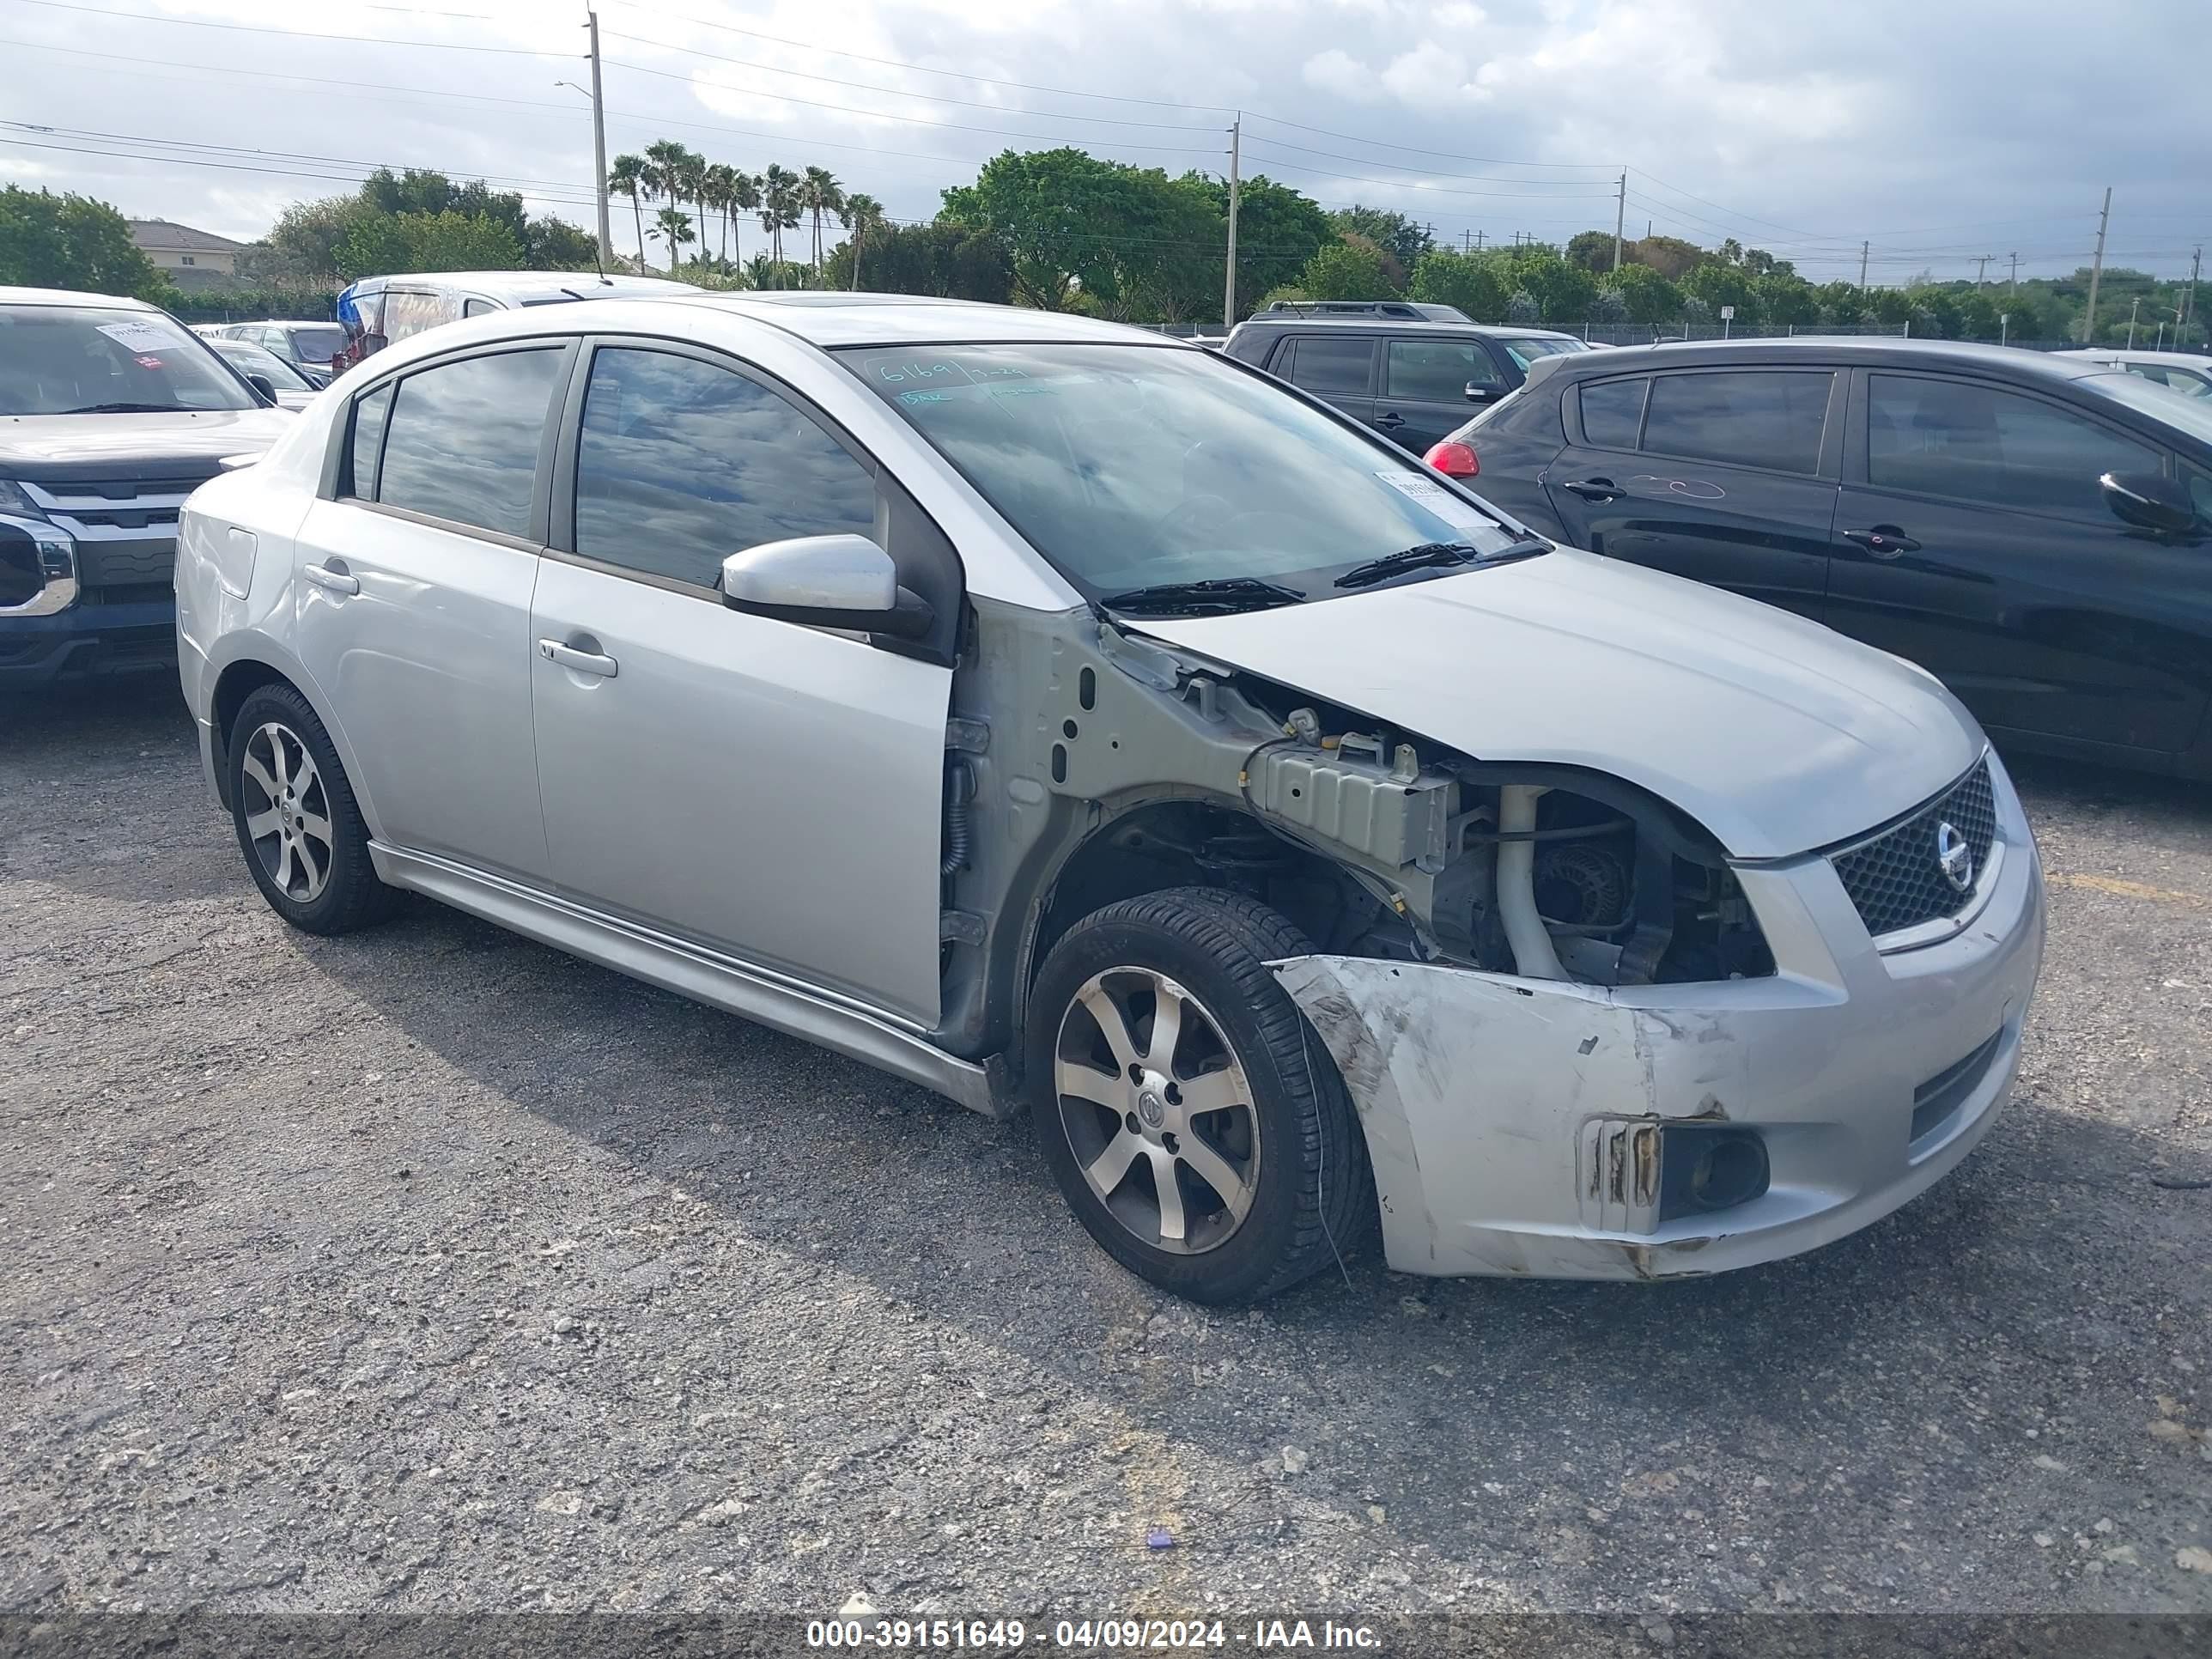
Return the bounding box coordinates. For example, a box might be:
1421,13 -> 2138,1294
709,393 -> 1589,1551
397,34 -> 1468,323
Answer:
227,682 -> 402,936
1027,887 -> 1371,1304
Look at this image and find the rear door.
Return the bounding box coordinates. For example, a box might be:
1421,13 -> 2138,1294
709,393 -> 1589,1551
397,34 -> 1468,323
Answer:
1372,335 -> 1508,453
1269,334 -> 1376,426
1541,365 -> 1844,622
1827,368 -> 2209,756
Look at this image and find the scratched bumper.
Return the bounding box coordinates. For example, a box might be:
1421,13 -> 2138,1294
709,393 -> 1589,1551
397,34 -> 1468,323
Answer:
1273,755 -> 2045,1280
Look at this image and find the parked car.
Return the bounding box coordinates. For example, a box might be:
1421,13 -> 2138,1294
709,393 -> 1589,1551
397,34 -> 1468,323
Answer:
332,270 -> 700,369
2055,348 -> 2212,398
1258,300 -> 1474,323
0,286 -> 293,687
1428,338 -> 2212,779
206,337 -> 318,410
1223,314 -> 1593,454
178,295 -> 2042,1303
203,319 -> 347,389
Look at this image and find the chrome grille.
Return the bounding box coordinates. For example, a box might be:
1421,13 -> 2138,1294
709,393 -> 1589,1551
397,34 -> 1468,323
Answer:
1830,760 -> 1996,939
21,473 -> 215,542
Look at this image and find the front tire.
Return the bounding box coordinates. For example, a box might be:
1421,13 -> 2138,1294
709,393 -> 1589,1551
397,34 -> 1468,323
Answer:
227,682 -> 401,936
1027,888 -> 1371,1304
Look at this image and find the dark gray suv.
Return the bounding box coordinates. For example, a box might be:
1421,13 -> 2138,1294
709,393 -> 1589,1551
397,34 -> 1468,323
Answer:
1223,313 -> 1594,454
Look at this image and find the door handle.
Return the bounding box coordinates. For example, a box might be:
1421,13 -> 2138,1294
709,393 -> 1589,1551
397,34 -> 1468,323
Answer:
1842,526 -> 1922,558
538,638 -> 619,678
1373,410 -> 1406,429
301,562 -> 359,596
1560,478 -> 1622,501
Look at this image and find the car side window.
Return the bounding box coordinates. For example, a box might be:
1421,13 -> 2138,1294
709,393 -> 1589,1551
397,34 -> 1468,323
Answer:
373,348 -> 564,538
1866,374 -> 2161,515
1386,338 -> 1497,401
2186,460 -> 2212,521
384,289 -> 454,343
463,299 -> 497,319
1643,370 -> 1832,474
571,347 -> 877,589
346,382 -> 394,499
1578,378 -> 1648,450
1280,336 -> 1376,396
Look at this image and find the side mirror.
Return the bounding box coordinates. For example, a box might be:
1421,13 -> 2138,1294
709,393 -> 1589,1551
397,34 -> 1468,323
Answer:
2100,471 -> 2201,535
720,533 -> 933,640
246,374 -> 277,404
1463,382 -> 1494,404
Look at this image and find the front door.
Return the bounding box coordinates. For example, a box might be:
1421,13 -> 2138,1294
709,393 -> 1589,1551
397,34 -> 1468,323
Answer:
1370,336 -> 1507,453
1543,366 -> 1844,621
1826,368 -> 2210,757
528,342 -> 953,1026
292,343 -> 570,883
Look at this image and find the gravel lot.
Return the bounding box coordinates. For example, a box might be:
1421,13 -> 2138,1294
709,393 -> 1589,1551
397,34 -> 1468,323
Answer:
3,680 -> 2209,1620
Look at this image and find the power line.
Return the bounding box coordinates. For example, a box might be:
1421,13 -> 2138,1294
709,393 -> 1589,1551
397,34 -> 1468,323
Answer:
9,0 -> 574,56
1241,146 -> 1616,203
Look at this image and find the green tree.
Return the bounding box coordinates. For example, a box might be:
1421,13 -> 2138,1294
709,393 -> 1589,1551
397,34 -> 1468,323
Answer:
331,211 -> 414,281
1505,289 -> 1540,325
1565,229 -> 1620,273
1408,250 -> 1507,320
1297,236 -> 1393,301
823,221 -> 1012,303
1680,261 -> 1760,323
400,210 -> 524,273
1626,234 -> 1704,280
651,206 -> 696,269
608,155 -> 650,269
837,192 -> 886,289
524,215 -> 599,270
800,166 -> 843,275
1497,246 -> 1595,322
1326,205 -> 1431,270
940,147 -> 1207,313
1752,271 -> 1819,326
758,163 -> 802,278
0,186 -> 166,299
1589,288 -> 1628,324
1172,173 -> 1328,319
1597,262 -> 1680,324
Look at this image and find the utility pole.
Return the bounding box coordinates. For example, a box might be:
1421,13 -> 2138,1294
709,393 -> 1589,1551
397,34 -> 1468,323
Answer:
1221,112 -> 1241,329
586,9 -> 612,270
2127,296 -> 2141,348
1462,229 -> 1471,254
1858,240 -> 1869,289
2007,252 -> 2020,291
2082,185 -> 2112,344
1973,253 -> 1994,287
1474,229 -> 1484,252
2185,246 -> 2202,344
1612,169 -> 1626,271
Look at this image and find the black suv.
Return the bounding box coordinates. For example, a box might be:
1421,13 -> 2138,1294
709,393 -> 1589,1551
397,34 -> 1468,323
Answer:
1224,312 -> 1595,454
1436,337 -> 2212,778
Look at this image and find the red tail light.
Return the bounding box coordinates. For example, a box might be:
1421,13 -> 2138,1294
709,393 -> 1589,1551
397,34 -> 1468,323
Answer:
1425,440 -> 1479,477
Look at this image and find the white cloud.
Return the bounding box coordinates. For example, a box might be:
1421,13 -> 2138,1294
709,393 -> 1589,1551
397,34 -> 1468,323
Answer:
1301,49 -> 1386,103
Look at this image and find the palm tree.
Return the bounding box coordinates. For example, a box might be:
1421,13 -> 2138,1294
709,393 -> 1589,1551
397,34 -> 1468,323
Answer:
608,154 -> 649,271
800,166 -> 843,276
759,164 -> 801,284
726,168 -> 759,274
839,192 -> 884,291
641,139 -> 690,274
674,147 -> 709,270
651,206 -> 696,268
702,163 -> 738,265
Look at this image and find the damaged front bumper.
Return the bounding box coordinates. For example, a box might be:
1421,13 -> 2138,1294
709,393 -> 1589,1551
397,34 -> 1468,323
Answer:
1273,758 -> 2045,1281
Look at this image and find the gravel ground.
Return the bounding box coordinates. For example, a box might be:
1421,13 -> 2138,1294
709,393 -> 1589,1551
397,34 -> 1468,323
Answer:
2,680 -> 2208,1620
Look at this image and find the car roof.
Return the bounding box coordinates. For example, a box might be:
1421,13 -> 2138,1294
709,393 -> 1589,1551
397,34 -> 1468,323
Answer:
1539,336 -> 2114,382
1231,316 -> 1577,341
665,292 -> 1183,348
2054,348 -> 2212,368
258,318 -> 342,329
347,271 -> 700,301
0,285 -> 157,310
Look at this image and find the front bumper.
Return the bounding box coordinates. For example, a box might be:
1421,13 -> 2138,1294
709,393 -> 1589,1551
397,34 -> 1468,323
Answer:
0,597 -> 178,688
1273,754 -> 2046,1280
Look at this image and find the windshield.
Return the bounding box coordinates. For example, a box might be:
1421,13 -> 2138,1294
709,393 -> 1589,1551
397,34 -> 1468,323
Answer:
216,339 -> 310,391
282,325 -> 346,366
839,342 -> 1532,599
1498,336 -> 1589,370
2081,370 -> 2212,449
0,304 -> 259,416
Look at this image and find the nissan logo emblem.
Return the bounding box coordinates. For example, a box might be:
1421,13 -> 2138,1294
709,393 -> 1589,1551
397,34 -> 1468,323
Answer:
1936,821 -> 1975,893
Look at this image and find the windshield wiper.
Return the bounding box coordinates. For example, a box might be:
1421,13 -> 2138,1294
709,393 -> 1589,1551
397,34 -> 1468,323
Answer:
1097,576 -> 1306,616
1333,537 -> 1550,589
54,402 -> 196,415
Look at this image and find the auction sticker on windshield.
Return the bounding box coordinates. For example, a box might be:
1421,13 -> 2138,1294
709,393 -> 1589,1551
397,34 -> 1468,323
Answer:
95,319 -> 180,352
1374,470 -> 1488,529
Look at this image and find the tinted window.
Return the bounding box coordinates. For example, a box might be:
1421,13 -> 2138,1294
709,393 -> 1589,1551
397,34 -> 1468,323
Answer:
216,338 -> 310,390
348,383 -> 394,498
1868,374 -> 2160,514
374,349 -> 562,537
844,343 -> 1532,598
1387,338 -> 1497,400
574,348 -> 876,588
1281,337 -> 1374,395
1644,370 -> 1832,473
1579,378 -> 1648,449
2127,362 -> 2211,398
1498,336 -> 1589,370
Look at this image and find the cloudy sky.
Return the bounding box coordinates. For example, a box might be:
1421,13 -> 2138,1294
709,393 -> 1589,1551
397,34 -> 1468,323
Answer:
3,0 -> 2205,285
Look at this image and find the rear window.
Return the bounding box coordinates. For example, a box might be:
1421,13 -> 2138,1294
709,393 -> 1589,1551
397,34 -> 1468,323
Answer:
1578,378 -> 1648,449
1642,370 -> 1832,474
371,348 -> 563,538
1279,336 -> 1375,396
283,325 -> 346,366
0,303 -> 259,416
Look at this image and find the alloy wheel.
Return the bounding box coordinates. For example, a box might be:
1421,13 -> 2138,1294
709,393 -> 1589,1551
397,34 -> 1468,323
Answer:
240,720 -> 335,904
1053,968 -> 1262,1255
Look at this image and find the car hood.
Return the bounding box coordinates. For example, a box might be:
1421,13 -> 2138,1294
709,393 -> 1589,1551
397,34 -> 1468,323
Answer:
1136,548 -> 1982,860
0,409 -> 295,478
